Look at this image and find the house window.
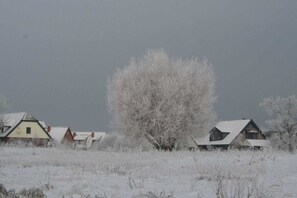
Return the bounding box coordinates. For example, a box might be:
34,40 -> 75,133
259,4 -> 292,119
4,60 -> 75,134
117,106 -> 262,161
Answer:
0,126 -> 9,133
246,133 -> 257,139
210,130 -> 228,141
210,131 -> 220,141
26,127 -> 31,134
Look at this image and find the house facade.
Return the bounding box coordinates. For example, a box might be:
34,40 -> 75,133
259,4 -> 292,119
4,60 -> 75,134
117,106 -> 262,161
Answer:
196,119 -> 269,150
0,112 -> 51,146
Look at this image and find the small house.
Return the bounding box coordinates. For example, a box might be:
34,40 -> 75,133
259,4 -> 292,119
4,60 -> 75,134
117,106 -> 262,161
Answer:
47,126 -> 74,145
72,131 -> 106,148
0,112 -> 51,146
196,119 -> 269,150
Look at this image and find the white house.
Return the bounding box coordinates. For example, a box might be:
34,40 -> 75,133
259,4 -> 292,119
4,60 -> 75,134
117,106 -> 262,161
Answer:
196,119 -> 270,150
0,112 -> 51,146
72,131 -> 106,148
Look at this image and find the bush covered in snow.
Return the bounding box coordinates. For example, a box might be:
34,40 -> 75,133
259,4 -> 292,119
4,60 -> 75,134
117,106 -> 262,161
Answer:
0,184 -> 45,198
91,134 -> 153,152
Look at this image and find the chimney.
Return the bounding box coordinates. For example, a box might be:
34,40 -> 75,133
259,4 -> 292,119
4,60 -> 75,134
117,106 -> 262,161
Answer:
91,132 -> 94,137
47,126 -> 51,133
73,132 -> 76,137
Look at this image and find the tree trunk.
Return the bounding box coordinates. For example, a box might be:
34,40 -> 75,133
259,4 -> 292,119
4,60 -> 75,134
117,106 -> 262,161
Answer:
157,137 -> 176,151
145,134 -> 176,151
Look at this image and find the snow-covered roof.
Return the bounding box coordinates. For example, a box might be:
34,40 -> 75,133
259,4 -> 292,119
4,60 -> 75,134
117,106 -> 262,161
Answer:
72,131 -> 106,141
248,130 -> 258,133
197,119 -> 251,145
49,127 -> 70,144
39,121 -> 47,129
0,112 -> 37,137
241,139 -> 270,147
0,112 -> 35,126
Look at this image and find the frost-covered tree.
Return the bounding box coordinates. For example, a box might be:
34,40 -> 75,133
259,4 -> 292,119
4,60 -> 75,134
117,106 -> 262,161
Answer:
260,95 -> 297,152
107,49 -> 216,150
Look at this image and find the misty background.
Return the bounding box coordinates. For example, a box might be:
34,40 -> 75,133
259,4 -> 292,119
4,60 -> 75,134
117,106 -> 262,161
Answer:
0,0 -> 296,132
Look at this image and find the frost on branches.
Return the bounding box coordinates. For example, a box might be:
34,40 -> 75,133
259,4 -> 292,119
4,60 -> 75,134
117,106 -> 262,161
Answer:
107,49 -> 216,150
260,95 -> 297,152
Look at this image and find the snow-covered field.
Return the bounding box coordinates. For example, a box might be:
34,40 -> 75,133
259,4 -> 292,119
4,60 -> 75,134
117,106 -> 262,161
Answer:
0,147 -> 296,198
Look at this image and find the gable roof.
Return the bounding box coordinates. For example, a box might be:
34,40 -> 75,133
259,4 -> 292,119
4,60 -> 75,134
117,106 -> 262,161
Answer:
0,112 -> 51,138
39,121 -> 47,130
197,119 -> 251,146
49,127 -> 72,144
0,112 -> 35,125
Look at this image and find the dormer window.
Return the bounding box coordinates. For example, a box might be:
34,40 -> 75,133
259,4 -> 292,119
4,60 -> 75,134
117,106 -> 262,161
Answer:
210,128 -> 229,141
0,126 -> 9,133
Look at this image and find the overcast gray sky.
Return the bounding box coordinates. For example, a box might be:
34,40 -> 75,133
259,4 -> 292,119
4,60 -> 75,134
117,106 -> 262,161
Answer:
0,0 -> 296,131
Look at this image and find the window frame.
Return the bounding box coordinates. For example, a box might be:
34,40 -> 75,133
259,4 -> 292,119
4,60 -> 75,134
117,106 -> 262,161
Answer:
246,132 -> 257,139
26,127 -> 31,134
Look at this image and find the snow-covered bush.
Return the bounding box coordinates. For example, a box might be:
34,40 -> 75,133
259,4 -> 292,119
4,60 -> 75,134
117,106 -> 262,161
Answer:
19,187 -> 45,198
0,184 -> 45,198
191,150 -> 280,197
0,140 -> 35,148
137,191 -> 174,198
260,95 -> 297,152
91,134 -> 153,152
107,49 -> 216,151
0,184 -> 8,197
214,173 -> 274,198
51,141 -> 75,150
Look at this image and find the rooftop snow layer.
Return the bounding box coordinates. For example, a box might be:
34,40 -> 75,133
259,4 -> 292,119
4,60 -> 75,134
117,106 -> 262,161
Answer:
241,139 -> 270,147
49,127 -> 70,144
197,119 -> 251,145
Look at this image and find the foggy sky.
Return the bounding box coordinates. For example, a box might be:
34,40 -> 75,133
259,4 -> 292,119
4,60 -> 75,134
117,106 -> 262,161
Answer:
0,1 -> 296,131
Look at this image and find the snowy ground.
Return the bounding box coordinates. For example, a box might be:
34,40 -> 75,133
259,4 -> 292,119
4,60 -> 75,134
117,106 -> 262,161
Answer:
0,147 -> 296,198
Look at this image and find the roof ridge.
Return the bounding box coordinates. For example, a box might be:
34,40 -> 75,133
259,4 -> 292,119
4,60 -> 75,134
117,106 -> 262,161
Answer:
217,119 -> 251,123
0,112 -> 26,116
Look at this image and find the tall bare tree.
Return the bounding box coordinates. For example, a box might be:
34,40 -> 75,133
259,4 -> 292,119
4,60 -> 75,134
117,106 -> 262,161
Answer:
107,49 -> 216,150
260,95 -> 297,152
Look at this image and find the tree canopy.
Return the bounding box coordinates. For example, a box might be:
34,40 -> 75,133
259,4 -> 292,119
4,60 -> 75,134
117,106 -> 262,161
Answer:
260,95 -> 297,152
107,49 -> 216,150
